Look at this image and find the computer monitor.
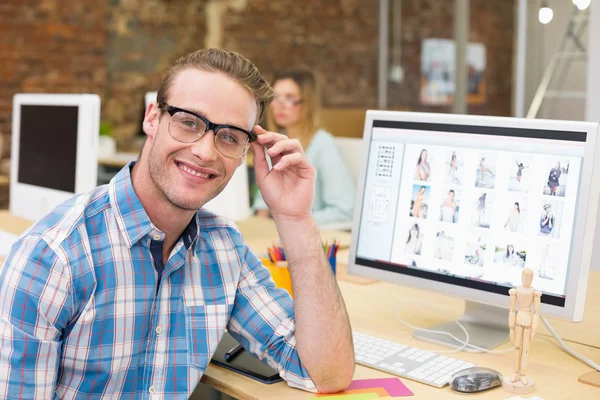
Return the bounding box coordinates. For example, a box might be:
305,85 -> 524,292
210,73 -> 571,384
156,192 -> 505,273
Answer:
348,110 -> 600,351
10,94 -> 100,221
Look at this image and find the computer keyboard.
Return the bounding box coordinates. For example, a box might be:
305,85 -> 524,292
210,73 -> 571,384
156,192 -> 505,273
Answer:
353,332 -> 475,388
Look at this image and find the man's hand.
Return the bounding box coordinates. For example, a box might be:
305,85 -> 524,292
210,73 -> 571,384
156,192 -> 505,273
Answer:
251,125 -> 316,221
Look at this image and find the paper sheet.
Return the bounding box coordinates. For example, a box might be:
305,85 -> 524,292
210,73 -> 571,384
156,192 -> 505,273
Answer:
316,377 -> 413,397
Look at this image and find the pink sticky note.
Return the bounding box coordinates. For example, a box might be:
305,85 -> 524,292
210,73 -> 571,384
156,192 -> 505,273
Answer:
346,377 -> 413,396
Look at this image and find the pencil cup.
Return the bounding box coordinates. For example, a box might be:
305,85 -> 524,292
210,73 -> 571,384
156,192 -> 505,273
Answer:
261,258 -> 294,298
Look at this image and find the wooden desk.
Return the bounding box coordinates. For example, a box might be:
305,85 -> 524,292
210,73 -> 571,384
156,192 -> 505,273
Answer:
0,175 -> 8,187
1,211 -> 599,399
202,279 -> 600,399
235,216 -> 352,252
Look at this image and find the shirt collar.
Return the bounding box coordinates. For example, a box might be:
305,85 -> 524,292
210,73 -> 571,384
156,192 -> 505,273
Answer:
109,162 -> 199,249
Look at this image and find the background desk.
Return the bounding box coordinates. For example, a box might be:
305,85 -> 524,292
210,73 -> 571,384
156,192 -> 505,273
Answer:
1,211 -> 599,399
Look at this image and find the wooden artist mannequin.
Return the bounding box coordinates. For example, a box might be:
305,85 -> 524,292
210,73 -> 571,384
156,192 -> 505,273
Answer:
503,268 -> 542,394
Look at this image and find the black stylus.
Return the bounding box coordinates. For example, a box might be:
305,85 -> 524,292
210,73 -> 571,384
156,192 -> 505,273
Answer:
224,344 -> 244,362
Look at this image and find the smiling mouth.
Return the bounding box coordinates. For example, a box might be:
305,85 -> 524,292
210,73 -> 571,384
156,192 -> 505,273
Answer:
175,161 -> 215,179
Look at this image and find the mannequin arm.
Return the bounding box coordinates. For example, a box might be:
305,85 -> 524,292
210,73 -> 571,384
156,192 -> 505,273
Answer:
531,290 -> 542,339
508,288 -> 517,342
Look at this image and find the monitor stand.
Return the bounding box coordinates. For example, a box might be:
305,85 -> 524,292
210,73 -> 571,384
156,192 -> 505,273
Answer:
413,300 -> 509,352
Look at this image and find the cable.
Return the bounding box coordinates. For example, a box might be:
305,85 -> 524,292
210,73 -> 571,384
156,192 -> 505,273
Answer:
395,301 -> 514,354
395,301 -> 600,371
541,316 -> 600,372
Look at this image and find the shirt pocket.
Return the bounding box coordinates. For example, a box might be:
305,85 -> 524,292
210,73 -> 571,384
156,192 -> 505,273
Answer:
185,303 -> 229,370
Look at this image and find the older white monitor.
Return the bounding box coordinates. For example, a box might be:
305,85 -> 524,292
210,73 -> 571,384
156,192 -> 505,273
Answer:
348,110 -> 600,350
10,94 -> 100,221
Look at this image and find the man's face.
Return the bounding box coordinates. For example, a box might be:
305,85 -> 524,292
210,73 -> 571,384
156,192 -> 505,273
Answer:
142,68 -> 257,211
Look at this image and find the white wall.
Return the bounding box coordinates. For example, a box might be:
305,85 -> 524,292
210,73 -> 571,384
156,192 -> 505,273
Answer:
587,0 -> 600,271
525,0 -> 588,120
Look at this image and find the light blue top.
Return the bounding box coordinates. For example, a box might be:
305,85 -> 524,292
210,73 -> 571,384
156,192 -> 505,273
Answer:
253,129 -> 355,226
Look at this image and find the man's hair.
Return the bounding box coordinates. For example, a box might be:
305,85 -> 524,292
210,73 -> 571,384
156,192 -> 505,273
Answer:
156,48 -> 274,122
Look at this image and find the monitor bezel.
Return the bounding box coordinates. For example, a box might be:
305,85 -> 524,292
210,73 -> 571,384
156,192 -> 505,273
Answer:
347,110 -> 600,322
10,94 -> 100,221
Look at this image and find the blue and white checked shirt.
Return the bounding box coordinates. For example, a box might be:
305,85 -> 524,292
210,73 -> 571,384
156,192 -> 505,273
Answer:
0,164 -> 315,399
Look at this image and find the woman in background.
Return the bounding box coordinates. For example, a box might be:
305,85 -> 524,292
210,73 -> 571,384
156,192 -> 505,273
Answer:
253,67 -> 355,226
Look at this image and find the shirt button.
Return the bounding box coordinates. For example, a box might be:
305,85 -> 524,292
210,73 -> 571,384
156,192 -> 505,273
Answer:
156,326 -> 162,334
153,235 -> 161,240
149,386 -> 156,394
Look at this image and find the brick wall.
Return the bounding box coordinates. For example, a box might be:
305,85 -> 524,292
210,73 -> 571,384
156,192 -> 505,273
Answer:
0,0 -> 514,155
0,0 -> 107,155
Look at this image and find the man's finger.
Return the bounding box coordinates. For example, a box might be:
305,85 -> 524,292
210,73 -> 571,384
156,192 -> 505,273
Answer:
273,153 -> 316,179
254,125 -> 288,147
267,138 -> 304,159
251,142 -> 270,183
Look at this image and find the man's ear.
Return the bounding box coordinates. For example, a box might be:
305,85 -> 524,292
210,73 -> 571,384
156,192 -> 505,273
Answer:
142,102 -> 161,139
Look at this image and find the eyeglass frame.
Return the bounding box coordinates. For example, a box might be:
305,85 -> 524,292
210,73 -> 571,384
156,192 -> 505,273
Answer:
157,101 -> 257,158
272,95 -> 304,106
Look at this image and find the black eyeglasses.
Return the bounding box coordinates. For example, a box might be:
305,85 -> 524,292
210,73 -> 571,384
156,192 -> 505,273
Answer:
272,95 -> 304,106
158,102 -> 257,159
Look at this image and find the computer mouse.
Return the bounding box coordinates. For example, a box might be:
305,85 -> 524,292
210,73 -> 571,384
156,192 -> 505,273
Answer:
449,367 -> 503,393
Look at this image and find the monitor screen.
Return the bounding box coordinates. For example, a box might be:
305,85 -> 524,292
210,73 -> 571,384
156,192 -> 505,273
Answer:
18,105 -> 79,193
355,119 -> 586,308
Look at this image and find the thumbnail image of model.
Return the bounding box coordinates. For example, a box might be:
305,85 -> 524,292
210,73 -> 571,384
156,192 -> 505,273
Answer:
543,161 -> 570,197
539,201 -> 563,239
409,185 -> 430,219
440,189 -> 460,223
444,150 -> 463,185
472,192 -> 493,228
414,149 -> 431,181
494,244 -> 526,268
475,155 -> 497,189
464,233 -> 486,267
539,243 -> 557,280
504,201 -> 524,233
434,230 -> 455,261
508,157 -> 532,192
405,223 -> 424,255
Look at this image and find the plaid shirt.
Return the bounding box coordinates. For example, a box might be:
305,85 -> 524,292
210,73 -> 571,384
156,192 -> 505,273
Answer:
0,164 -> 315,399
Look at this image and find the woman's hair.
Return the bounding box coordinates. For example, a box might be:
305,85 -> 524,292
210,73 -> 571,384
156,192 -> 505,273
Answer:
407,223 -> 420,243
266,66 -> 321,148
506,244 -> 514,257
448,189 -> 455,197
514,202 -> 520,213
156,48 -> 274,123
417,149 -> 427,165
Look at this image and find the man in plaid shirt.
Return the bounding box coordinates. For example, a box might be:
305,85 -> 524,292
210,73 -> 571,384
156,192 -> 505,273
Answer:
0,49 -> 354,399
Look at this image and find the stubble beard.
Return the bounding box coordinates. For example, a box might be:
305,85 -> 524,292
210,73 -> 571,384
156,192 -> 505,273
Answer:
147,144 -> 228,212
